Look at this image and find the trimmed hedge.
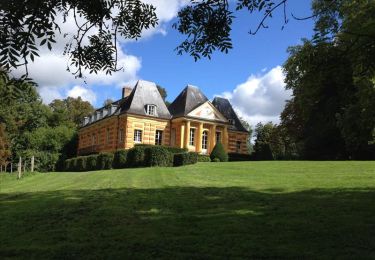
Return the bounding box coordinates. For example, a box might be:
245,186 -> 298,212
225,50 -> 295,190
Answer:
113,150 -> 128,169
76,156 -> 87,171
228,153 -> 251,161
210,142 -> 228,162
86,154 -> 98,171
144,146 -> 174,167
127,146 -> 148,167
197,154 -> 211,162
173,152 -> 198,166
97,153 -> 114,170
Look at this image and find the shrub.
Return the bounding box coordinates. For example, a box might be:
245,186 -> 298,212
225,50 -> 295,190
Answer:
228,153 -> 251,161
97,152 -> 114,170
69,157 -> 78,171
113,150 -> 128,169
212,158 -> 220,162
144,146 -> 173,167
76,156 -> 87,171
86,154 -> 98,171
197,154 -> 211,162
127,146 -> 148,167
173,152 -> 198,166
210,142 -> 228,162
163,146 -> 188,154
64,158 -> 72,171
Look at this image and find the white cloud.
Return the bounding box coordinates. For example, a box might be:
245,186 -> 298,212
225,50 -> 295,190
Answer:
67,85 -> 97,104
217,66 -> 292,127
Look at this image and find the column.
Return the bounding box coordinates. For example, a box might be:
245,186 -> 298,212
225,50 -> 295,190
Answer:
210,124 -> 216,153
196,122 -> 203,153
223,125 -> 228,152
180,124 -> 185,148
184,120 -> 190,149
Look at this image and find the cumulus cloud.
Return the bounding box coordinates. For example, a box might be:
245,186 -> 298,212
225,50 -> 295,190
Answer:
217,66 -> 292,127
66,85 -> 97,104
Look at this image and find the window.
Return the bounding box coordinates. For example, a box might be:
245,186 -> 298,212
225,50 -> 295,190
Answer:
92,134 -> 95,145
228,119 -> 235,125
119,129 -> 124,142
216,131 -> 221,143
134,129 -> 142,143
155,130 -> 163,145
236,141 -> 241,153
202,131 -> 208,150
189,128 -> 195,146
145,104 -> 156,116
106,128 -> 110,144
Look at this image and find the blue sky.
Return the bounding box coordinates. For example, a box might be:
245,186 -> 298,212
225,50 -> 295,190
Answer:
16,0 -> 314,126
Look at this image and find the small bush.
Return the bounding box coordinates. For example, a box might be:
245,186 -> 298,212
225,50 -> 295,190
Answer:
64,159 -> 72,171
70,158 -> 78,171
76,156 -> 87,171
86,154 -> 98,171
173,152 -> 198,166
97,152 -> 114,170
127,146 -> 148,167
197,154 -> 211,162
210,142 -> 228,162
144,146 -> 173,167
163,146 -> 188,154
228,153 -> 251,161
212,158 -> 220,162
113,150 -> 128,169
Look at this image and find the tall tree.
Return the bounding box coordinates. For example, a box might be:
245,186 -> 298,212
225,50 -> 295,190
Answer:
0,123 -> 11,168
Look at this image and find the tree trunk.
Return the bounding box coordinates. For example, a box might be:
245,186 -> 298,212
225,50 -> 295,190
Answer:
31,156 -> 34,172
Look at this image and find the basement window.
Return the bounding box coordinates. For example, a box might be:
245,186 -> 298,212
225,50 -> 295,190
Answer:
145,104 -> 156,116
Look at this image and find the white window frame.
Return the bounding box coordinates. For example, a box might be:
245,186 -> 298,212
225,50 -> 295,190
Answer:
202,131 -> 208,150
145,104 -> 156,116
155,130 -> 163,145
215,131 -> 222,143
134,129 -> 142,143
189,128 -> 195,146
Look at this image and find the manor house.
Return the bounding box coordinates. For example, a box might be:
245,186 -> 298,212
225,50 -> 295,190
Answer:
77,80 -> 249,155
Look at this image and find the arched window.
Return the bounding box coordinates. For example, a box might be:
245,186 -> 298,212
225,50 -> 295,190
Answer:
202,131 -> 208,150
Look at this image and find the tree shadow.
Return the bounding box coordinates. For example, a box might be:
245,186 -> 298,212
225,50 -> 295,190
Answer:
1,187 -> 375,259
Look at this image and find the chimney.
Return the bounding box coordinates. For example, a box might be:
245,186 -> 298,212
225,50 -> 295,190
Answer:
122,86 -> 132,98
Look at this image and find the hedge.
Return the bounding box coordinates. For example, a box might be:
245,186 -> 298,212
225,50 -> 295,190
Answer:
127,145 -> 148,167
113,150 -> 128,169
210,142 -> 228,162
173,152 -> 198,166
144,146 -> 174,167
76,156 -> 87,171
86,154 -> 98,171
228,153 -> 251,161
197,154 -> 211,162
97,153 -> 114,170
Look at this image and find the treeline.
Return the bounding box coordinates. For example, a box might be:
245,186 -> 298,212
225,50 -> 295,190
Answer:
0,73 -> 94,171
252,1 -> 375,160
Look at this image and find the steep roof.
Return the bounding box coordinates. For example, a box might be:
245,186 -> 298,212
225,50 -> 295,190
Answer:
168,85 -> 208,117
212,97 -> 248,132
120,80 -> 171,119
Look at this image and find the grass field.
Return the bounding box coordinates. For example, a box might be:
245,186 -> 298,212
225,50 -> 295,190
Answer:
1,161 -> 375,259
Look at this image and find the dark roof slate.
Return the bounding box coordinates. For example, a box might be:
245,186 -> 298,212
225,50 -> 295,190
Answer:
168,85 -> 208,117
119,80 -> 171,119
212,97 -> 248,132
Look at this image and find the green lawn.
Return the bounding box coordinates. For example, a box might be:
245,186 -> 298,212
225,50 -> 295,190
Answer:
1,161 -> 375,259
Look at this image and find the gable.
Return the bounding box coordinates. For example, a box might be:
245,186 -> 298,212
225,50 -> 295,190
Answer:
187,101 -> 227,122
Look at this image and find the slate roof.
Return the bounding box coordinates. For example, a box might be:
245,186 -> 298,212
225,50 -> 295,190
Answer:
212,97 -> 249,132
119,80 -> 171,119
168,85 -> 208,118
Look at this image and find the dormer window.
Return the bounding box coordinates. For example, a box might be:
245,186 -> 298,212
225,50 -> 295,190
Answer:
145,104 -> 156,116
228,119 -> 235,125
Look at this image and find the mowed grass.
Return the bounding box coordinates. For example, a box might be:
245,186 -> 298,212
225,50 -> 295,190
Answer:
1,161 -> 375,259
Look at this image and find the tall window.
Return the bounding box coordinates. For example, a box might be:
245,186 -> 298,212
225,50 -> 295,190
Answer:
236,141 -> 241,153
119,129 -> 124,142
145,104 -> 156,116
202,131 -> 208,150
189,128 -> 195,146
106,128 -> 110,144
216,131 -> 221,143
155,130 -> 163,145
134,129 -> 142,143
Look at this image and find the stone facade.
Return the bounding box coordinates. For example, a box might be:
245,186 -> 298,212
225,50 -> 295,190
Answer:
77,80 -> 249,155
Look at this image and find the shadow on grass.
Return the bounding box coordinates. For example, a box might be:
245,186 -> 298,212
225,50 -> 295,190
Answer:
1,187 -> 375,259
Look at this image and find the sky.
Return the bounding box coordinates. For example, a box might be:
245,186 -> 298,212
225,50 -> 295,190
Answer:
14,0 -> 314,127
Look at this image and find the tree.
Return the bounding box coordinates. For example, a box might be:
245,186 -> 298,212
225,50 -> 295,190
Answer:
156,85 -> 171,106
210,142 -> 228,162
0,123 -> 11,168
253,122 -> 275,160
239,117 -> 253,153
103,99 -> 114,107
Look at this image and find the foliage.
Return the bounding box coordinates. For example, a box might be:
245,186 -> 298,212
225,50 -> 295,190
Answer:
228,153 -> 251,161
127,146 -> 148,167
144,146 -> 174,167
97,153 -> 114,170
210,142 -> 228,162
212,158 -> 220,162
76,156 -> 87,172
113,150 -> 128,169
173,152 -> 198,167
86,155 -> 98,171
0,123 -> 11,167
197,154 -> 211,162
